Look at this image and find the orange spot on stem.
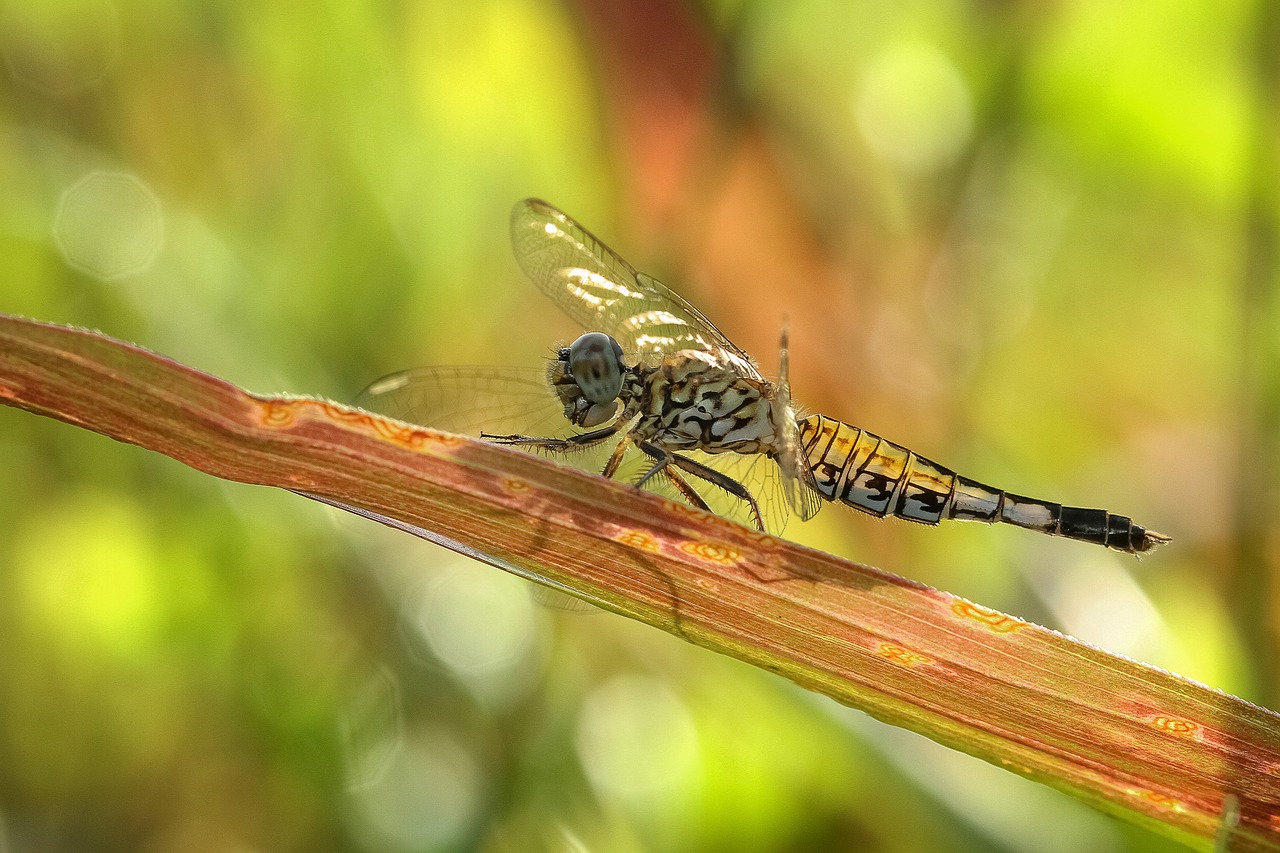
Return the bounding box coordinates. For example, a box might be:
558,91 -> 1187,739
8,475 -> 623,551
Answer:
259,400 -> 296,426
679,541 -> 740,565
951,601 -> 1027,633
615,530 -> 660,552
1150,716 -> 1202,739
1135,790 -> 1183,811
878,643 -> 932,667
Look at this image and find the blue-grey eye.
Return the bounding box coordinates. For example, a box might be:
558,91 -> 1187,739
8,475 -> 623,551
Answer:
567,332 -> 624,404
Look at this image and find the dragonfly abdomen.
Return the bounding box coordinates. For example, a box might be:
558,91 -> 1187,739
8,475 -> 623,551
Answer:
797,415 -> 1167,554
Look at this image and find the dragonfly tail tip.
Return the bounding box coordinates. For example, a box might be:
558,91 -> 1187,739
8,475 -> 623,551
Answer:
1136,528 -> 1172,554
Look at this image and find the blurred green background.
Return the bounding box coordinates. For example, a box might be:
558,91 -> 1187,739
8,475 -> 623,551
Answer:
0,0 -> 1273,850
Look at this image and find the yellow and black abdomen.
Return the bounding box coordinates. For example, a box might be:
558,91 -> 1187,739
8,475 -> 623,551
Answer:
797,415 -> 1167,554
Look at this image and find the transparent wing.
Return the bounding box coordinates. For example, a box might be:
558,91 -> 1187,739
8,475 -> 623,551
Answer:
510,198 -> 760,375
773,330 -> 825,523
360,202 -> 821,535
776,432 -> 825,524
355,366 -> 571,440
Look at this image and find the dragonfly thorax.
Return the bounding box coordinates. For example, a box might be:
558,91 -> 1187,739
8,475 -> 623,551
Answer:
638,349 -> 779,455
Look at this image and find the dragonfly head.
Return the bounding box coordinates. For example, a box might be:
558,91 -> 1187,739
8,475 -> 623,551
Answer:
552,332 -> 625,428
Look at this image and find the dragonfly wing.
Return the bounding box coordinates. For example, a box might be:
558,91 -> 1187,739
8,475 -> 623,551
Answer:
779,443 -> 825,522
511,198 -> 760,374
355,366 -> 572,439
773,404 -> 824,524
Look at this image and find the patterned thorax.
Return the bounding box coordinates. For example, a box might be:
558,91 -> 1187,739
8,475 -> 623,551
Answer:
636,349 -> 779,454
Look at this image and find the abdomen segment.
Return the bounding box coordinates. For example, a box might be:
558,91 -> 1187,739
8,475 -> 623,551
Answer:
797,415 -> 1169,554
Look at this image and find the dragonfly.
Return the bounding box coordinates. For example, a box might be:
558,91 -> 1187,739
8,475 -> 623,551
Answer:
357,199 -> 1169,555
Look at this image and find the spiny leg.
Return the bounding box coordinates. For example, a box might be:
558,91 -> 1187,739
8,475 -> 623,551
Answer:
481,422 -> 622,453
661,466 -> 717,515
630,447 -> 725,519
593,436 -> 707,511
637,442 -> 767,531
483,427 -> 706,515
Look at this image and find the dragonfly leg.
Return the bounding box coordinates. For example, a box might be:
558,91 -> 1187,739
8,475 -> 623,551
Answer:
482,422 -> 621,452
637,442 -> 766,531
662,467 -> 717,514
596,436 -> 708,515
633,445 -> 672,488
629,447 -> 719,518
600,434 -> 632,479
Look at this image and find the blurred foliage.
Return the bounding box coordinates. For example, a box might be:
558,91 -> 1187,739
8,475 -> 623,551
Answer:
0,0 -> 1273,851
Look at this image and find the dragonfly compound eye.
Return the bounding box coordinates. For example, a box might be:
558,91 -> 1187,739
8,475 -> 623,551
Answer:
567,332 -> 625,405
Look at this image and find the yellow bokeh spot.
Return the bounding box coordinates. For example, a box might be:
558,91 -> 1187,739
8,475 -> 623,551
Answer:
13,490 -> 164,661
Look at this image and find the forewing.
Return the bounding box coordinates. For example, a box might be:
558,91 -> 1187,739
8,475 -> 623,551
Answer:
355,366 -> 570,439
510,198 -> 759,374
